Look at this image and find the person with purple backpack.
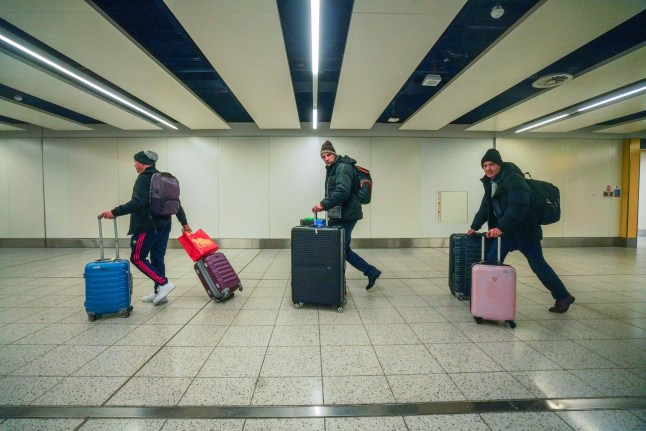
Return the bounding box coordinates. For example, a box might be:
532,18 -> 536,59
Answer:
100,150 -> 191,305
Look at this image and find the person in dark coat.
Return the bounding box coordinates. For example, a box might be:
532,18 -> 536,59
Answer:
312,140 -> 382,290
467,148 -> 575,313
100,150 -> 191,305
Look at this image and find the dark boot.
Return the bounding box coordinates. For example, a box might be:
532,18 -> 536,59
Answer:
366,268 -> 382,290
549,295 -> 575,313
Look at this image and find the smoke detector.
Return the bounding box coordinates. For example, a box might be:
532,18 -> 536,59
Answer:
532,73 -> 573,89
422,74 -> 442,87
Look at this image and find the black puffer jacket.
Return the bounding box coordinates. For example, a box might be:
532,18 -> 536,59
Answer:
320,155 -> 362,223
111,167 -> 188,235
471,162 -> 542,244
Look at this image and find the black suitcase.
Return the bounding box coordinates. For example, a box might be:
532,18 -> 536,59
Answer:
448,233 -> 482,301
291,225 -> 346,312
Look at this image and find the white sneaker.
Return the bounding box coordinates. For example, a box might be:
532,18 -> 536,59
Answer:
142,293 -> 167,303
153,281 -> 175,305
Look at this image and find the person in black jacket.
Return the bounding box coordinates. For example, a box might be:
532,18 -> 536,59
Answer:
312,140 -> 382,290
100,150 -> 191,305
467,148 -> 575,313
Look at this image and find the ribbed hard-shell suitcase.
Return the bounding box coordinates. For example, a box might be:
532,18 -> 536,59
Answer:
194,251 -> 243,302
84,217 -> 133,321
470,236 -> 516,328
448,233 -> 482,300
291,222 -> 346,312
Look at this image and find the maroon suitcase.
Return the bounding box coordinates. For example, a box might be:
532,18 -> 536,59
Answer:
194,251 -> 243,301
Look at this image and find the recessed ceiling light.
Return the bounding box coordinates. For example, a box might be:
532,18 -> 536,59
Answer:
13,95 -> 23,102
387,117 -> 400,123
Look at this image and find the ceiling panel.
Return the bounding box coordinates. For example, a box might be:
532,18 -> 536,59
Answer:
468,46 -> 646,132
0,53 -> 161,130
165,0 -> 300,129
596,118 -> 646,134
0,122 -> 24,131
331,0 -> 467,129
0,0 -> 228,129
533,93 -> 646,132
401,0 -> 646,131
0,99 -> 91,130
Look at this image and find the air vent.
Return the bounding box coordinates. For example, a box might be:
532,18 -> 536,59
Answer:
532,73 -> 573,89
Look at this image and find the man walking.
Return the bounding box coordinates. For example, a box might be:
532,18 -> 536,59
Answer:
312,140 -> 382,290
101,150 -> 191,305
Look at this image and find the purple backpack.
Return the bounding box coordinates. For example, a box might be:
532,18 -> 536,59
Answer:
149,172 -> 180,216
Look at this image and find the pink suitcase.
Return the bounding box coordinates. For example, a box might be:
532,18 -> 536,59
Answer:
470,236 -> 516,328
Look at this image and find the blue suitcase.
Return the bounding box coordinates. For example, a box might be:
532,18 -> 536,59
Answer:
84,216 -> 133,321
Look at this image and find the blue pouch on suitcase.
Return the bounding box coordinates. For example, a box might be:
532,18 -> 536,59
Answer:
84,217 -> 132,321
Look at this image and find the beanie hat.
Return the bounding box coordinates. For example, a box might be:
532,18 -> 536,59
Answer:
134,150 -> 158,165
481,148 -> 503,167
320,140 -> 336,156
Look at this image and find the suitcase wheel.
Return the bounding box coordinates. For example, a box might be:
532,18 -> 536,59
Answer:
128,306 -> 133,311
293,302 -> 303,309
342,297 -> 347,305
474,317 -> 483,324
238,283 -> 243,291
507,320 -> 516,329
337,306 -> 344,313
87,313 -> 97,322
456,293 -> 465,301
122,311 -> 130,318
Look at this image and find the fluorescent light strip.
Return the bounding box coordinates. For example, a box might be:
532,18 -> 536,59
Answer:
311,0 -> 319,76
577,84 -> 646,112
311,0 -> 319,130
516,113 -> 569,133
0,33 -> 178,130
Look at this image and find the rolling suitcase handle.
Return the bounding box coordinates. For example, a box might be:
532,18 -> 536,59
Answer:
480,234 -> 502,263
314,211 -> 329,227
97,215 -> 120,260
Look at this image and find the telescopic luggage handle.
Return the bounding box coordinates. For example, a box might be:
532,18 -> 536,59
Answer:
480,233 -> 502,263
314,211 -> 329,227
97,215 -> 120,260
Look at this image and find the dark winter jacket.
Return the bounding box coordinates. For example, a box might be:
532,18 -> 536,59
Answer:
470,162 -> 542,244
320,155 -> 363,223
111,166 -> 188,235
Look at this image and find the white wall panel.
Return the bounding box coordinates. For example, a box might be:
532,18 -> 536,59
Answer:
371,138 -> 420,237
563,139 -> 621,237
4,139 -> 44,237
218,138 -> 269,238
268,137 -> 320,238
168,137 -> 219,238
420,138 -> 491,237
640,152 -> 646,232
44,138 -> 119,238
0,140 -> 10,237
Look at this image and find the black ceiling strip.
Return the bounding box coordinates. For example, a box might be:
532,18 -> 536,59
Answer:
377,0 -> 542,124
596,109 -> 646,126
454,11 -> 646,126
277,0 -> 354,123
0,114 -> 26,124
0,83 -> 102,125
89,0 -> 251,123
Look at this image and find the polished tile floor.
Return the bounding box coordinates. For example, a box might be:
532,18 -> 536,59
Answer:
0,241 -> 645,430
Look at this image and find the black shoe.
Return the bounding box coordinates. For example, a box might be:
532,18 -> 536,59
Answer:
549,295 -> 575,313
366,269 -> 382,290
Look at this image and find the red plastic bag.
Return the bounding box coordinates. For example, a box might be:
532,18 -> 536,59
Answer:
178,229 -> 219,261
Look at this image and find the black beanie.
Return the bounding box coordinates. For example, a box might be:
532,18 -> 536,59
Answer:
134,150 -> 158,165
481,148 -> 503,167
320,140 -> 336,156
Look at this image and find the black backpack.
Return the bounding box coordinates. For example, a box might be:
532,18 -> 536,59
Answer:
354,165 -> 372,204
149,172 -> 180,216
524,172 -> 560,225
